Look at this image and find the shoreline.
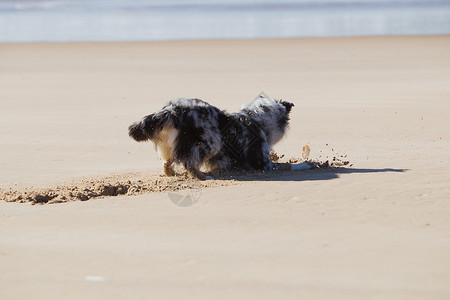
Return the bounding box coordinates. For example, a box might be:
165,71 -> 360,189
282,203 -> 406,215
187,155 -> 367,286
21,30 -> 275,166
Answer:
1,33 -> 449,45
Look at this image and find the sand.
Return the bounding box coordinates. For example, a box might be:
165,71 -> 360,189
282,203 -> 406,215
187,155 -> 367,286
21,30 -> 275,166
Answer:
1,36 -> 449,299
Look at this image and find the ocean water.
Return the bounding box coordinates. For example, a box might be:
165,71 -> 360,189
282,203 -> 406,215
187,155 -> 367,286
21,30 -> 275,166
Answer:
0,0 -> 450,42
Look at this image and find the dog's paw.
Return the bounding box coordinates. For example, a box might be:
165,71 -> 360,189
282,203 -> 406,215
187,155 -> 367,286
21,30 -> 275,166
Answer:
205,175 -> 215,180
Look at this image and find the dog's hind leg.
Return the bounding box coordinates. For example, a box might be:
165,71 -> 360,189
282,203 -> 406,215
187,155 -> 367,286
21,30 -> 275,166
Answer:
163,159 -> 176,176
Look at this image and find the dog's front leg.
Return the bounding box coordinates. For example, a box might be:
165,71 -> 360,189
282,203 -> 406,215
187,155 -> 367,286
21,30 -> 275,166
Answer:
183,161 -> 207,180
189,168 -> 207,180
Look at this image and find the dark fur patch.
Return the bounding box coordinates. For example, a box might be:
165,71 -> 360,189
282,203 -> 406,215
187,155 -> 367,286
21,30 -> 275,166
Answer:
128,122 -> 148,142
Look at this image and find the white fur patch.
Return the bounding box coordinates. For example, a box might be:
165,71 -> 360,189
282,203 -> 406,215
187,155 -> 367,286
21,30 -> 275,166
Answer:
155,127 -> 178,161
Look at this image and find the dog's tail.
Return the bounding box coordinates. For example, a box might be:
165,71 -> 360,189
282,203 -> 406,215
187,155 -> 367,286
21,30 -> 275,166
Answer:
128,111 -> 173,142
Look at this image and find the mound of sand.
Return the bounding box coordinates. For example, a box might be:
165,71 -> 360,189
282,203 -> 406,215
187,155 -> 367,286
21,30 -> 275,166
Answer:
0,171 -> 238,204
0,149 -> 350,205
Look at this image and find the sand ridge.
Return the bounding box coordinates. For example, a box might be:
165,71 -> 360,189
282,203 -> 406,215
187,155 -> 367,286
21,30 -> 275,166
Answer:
0,147 -> 350,204
0,170 -> 238,204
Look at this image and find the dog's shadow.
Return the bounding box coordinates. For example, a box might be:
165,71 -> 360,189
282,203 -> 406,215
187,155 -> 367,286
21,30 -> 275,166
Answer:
212,167 -> 407,182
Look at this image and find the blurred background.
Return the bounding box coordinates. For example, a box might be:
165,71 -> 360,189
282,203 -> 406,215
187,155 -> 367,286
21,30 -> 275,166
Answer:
1,0 -> 450,42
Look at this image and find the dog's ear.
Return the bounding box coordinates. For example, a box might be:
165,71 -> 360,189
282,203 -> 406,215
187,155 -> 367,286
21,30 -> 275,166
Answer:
280,101 -> 294,113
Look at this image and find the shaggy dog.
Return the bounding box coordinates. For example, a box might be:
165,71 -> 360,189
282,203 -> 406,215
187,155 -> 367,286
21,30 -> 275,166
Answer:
128,96 -> 312,180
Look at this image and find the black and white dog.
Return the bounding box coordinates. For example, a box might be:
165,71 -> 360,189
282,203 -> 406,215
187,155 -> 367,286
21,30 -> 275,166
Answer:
128,96 -> 312,180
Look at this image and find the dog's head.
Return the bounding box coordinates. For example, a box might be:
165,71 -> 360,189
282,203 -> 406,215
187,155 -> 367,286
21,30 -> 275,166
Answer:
241,96 -> 294,146
279,100 -> 294,114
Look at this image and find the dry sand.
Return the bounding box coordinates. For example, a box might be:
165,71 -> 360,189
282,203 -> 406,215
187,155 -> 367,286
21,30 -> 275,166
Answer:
1,36 -> 449,299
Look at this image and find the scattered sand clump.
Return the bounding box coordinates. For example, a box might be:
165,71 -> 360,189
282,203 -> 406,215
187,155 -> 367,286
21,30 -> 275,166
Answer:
270,143 -> 351,168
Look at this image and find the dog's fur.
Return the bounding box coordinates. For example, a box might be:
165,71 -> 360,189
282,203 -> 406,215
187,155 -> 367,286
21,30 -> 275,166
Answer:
128,96 -> 294,180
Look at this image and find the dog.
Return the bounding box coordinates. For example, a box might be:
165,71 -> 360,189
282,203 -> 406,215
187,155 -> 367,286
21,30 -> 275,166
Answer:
128,96 -> 312,180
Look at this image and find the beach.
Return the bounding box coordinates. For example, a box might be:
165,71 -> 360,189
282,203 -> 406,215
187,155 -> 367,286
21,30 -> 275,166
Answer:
1,36 -> 450,299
